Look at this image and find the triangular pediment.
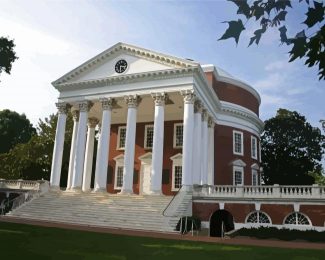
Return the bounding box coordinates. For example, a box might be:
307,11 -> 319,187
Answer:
52,42 -> 198,86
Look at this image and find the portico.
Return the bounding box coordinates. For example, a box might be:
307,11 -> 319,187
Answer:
50,89 -> 216,195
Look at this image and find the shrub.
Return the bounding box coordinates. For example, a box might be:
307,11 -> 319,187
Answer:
233,227 -> 325,242
175,216 -> 201,234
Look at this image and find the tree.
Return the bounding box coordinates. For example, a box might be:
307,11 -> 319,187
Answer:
219,0 -> 325,80
0,36 -> 18,78
0,113 -> 73,183
261,109 -> 325,185
0,109 -> 36,154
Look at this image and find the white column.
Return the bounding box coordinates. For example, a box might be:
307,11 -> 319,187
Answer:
201,109 -> 209,185
66,110 -> 79,190
192,100 -> 202,185
150,93 -> 166,194
50,102 -> 69,189
94,98 -> 113,192
207,117 -> 215,185
121,95 -> 141,194
180,90 -> 195,188
71,101 -> 92,191
82,117 -> 98,192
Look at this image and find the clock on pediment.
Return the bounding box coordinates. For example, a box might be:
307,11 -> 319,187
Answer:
115,59 -> 128,73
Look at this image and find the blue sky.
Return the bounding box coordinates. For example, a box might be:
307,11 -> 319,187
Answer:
0,0 -> 324,130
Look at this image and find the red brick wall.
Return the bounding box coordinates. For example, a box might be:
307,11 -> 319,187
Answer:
193,202 -> 325,227
224,203 -> 255,223
214,124 -> 260,185
205,72 -> 259,115
107,120 -> 182,195
300,205 -> 325,227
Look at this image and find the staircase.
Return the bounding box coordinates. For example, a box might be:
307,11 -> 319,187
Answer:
4,191 -> 183,233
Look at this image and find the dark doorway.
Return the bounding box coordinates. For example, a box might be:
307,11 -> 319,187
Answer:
209,210 -> 235,237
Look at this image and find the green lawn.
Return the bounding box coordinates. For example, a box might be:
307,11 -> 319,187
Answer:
0,222 -> 324,260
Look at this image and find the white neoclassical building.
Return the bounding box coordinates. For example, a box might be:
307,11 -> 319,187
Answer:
50,42 -> 263,195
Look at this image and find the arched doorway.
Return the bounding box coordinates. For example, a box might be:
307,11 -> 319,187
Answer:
209,210 -> 235,237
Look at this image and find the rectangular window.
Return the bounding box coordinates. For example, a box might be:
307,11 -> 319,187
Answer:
173,165 -> 182,190
117,126 -> 126,149
251,136 -> 257,159
115,166 -> 124,189
252,169 -> 258,186
144,125 -> 154,149
233,166 -> 243,186
174,123 -> 184,148
233,131 -> 243,155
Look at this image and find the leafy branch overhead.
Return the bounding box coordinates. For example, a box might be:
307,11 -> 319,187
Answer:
219,0 -> 325,80
0,37 -> 18,78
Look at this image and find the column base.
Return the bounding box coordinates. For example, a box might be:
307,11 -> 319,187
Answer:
50,186 -> 61,192
182,185 -> 193,192
93,188 -> 107,193
118,189 -> 133,195
148,190 -> 163,196
70,187 -> 82,193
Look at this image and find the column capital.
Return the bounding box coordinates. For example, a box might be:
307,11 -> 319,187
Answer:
208,116 -> 215,128
180,90 -> 195,104
201,109 -> 208,121
194,100 -> 202,113
99,97 -> 115,110
56,102 -> 70,114
87,117 -> 99,128
124,95 -> 141,108
78,101 -> 93,112
71,110 -> 80,122
151,92 -> 167,106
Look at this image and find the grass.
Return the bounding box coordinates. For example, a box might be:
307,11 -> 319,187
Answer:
0,222 -> 324,260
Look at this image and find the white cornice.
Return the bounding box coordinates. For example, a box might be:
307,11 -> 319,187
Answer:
202,64 -> 261,105
52,42 -> 199,86
54,67 -> 197,92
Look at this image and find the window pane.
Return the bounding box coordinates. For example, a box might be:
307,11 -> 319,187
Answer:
116,166 -> 124,188
252,170 -> 258,186
235,170 -> 242,185
119,128 -> 126,148
251,137 -> 257,158
234,133 -> 242,154
174,166 -> 182,189
175,125 -> 183,147
146,126 -> 154,148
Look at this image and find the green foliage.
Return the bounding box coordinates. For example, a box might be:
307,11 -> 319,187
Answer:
234,227 -> 325,242
261,108 -> 325,185
0,109 -> 36,154
220,0 -> 325,80
0,37 -> 18,77
218,19 -> 245,44
0,113 -> 73,182
308,170 -> 325,185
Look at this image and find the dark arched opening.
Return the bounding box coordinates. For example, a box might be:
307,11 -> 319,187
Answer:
209,209 -> 235,237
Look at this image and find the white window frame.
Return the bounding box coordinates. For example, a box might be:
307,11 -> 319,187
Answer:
173,123 -> 184,148
233,166 -> 244,186
113,155 -> 124,190
233,130 -> 244,156
252,169 -> 258,186
170,153 -> 183,191
251,136 -> 257,160
144,124 -> 154,149
259,141 -> 262,162
117,126 -> 127,150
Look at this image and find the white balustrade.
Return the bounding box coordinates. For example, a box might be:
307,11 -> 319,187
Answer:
193,184 -> 325,200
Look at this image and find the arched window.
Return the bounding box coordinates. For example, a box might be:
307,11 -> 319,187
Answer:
284,212 -> 311,226
246,211 -> 271,224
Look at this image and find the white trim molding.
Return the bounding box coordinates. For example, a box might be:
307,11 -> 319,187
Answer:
170,153 -> 183,191
251,136 -> 257,160
113,154 -> 125,190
